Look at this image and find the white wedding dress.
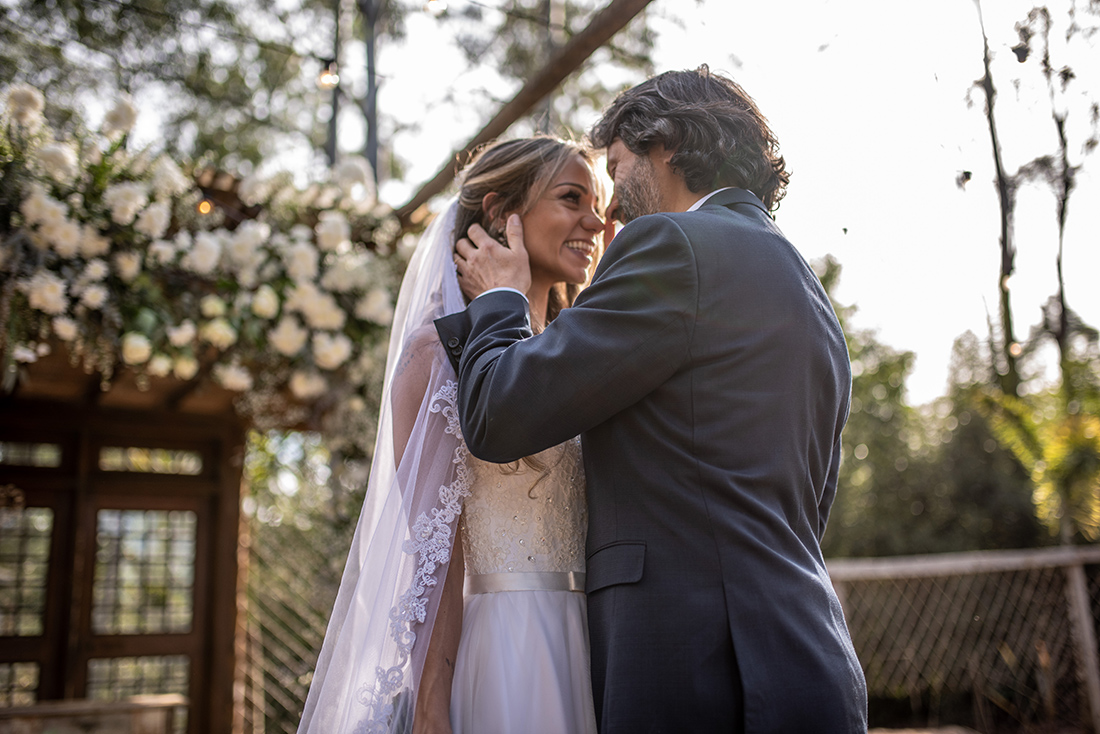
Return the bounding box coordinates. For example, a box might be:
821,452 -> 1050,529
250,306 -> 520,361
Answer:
450,437 -> 598,734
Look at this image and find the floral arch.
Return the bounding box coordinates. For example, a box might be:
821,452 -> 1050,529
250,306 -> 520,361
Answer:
0,84 -> 409,731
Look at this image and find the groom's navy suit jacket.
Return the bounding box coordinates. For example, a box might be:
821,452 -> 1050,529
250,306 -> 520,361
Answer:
436,188 -> 868,733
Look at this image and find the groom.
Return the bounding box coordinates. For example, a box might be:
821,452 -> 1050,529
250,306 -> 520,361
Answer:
436,66 -> 867,733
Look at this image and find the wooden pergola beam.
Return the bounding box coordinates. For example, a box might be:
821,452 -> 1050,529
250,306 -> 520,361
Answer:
394,0 -> 655,228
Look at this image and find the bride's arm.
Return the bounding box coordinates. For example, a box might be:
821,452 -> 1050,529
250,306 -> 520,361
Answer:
412,525 -> 463,734
390,327 -> 465,733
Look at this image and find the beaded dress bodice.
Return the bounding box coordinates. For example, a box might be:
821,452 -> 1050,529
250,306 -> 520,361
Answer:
461,438 -> 586,576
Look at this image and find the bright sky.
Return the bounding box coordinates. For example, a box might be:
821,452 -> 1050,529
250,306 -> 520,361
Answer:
372,0 -> 1099,406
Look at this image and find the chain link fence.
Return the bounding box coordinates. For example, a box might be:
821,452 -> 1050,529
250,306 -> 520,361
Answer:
829,545 -> 1100,732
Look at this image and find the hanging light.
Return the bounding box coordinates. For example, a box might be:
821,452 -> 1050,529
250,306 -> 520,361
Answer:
425,0 -> 447,16
197,199 -> 214,215
318,60 -> 340,90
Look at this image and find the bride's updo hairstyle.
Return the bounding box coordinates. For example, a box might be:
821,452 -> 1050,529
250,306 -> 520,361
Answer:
455,136 -> 604,323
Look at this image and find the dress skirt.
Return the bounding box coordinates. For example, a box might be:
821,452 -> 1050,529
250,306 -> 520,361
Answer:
450,589 -> 597,734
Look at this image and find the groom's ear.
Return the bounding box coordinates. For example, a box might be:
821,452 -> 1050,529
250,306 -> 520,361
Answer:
650,144 -> 676,167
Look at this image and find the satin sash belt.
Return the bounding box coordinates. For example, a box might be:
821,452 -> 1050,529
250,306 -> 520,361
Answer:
465,571 -> 586,595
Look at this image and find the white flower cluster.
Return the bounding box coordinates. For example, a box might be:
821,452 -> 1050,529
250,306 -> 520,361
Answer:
3,84 -> 401,447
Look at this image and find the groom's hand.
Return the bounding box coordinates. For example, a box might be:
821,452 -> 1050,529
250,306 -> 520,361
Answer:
454,214 -> 531,301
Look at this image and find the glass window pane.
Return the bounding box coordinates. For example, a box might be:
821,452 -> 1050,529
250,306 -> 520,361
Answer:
0,442 -> 61,468
99,447 -> 202,475
0,662 -> 39,705
0,507 -> 54,637
87,656 -> 189,733
92,510 -> 196,635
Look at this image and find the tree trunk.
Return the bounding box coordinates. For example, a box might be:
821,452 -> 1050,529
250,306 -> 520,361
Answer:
358,0 -> 381,184
974,0 -> 1021,396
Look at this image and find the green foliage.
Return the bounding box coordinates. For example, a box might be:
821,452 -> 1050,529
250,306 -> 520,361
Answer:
979,305 -> 1100,541
816,257 -> 1046,557
2,0 -> 337,171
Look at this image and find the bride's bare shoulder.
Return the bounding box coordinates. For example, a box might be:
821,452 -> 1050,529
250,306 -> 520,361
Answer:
392,324 -> 447,381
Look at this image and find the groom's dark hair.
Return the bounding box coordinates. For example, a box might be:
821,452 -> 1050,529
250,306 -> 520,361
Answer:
589,65 -> 790,210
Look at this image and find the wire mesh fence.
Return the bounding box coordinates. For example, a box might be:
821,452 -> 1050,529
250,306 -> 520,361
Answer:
829,545 -> 1100,732
235,523 -> 1100,733
237,515 -> 346,734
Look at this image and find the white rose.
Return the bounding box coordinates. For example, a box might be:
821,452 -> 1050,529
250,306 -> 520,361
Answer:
268,317 -> 308,357
151,156 -> 191,199
148,239 -> 176,265
355,288 -> 394,325
185,232 -> 222,274
13,345 -> 38,363
289,224 -> 313,242
314,186 -> 339,210
120,332 -> 152,365
286,282 -> 345,331
236,175 -> 271,207
238,269 -> 259,289
147,353 -> 173,377
36,342 -> 51,357
251,285 -> 279,319
321,254 -> 371,293
173,355 -> 199,380
134,200 -> 171,240
199,318 -> 237,350
80,225 -> 111,258
312,332 -> 353,370
25,271 -> 68,314
214,362 -> 253,392
38,143 -> 79,184
41,218 -> 82,258
167,320 -> 197,347
83,259 -> 109,281
114,251 -> 142,283
52,316 -> 79,341
333,156 -> 376,202
289,370 -> 327,400
200,295 -> 227,318
315,210 -> 350,252
102,96 -> 138,137
7,85 -> 45,131
81,284 -> 108,309
20,186 -> 67,227
231,220 -> 269,252
103,182 -> 149,225
284,240 -> 318,282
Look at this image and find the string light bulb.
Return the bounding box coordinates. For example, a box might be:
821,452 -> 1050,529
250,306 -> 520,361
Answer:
318,61 -> 340,90
425,0 -> 447,16
197,199 -> 214,215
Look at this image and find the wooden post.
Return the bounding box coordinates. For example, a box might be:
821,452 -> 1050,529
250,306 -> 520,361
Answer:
1065,560 -> 1100,733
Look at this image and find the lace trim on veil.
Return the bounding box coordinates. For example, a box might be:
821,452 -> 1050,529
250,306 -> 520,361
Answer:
354,379 -> 470,733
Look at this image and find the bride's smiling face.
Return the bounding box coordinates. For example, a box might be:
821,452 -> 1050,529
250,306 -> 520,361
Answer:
517,155 -> 604,287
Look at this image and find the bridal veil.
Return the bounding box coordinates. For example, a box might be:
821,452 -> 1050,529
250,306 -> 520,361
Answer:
297,199 -> 469,734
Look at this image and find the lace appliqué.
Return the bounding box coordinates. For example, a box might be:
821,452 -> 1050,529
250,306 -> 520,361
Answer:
354,380 -> 470,733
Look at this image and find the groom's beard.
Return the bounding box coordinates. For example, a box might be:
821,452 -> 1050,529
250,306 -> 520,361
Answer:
616,156 -> 663,223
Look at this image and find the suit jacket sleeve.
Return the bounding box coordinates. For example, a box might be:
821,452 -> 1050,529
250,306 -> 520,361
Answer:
435,214 -> 697,463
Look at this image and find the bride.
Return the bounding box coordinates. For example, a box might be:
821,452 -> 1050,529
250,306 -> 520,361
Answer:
296,136 -> 608,734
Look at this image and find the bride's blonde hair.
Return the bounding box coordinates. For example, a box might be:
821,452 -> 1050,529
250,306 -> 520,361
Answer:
455,136 -> 605,481
455,136 -> 606,324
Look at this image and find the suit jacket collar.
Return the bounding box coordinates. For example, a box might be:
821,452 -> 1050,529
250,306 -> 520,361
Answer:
700,187 -> 770,216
